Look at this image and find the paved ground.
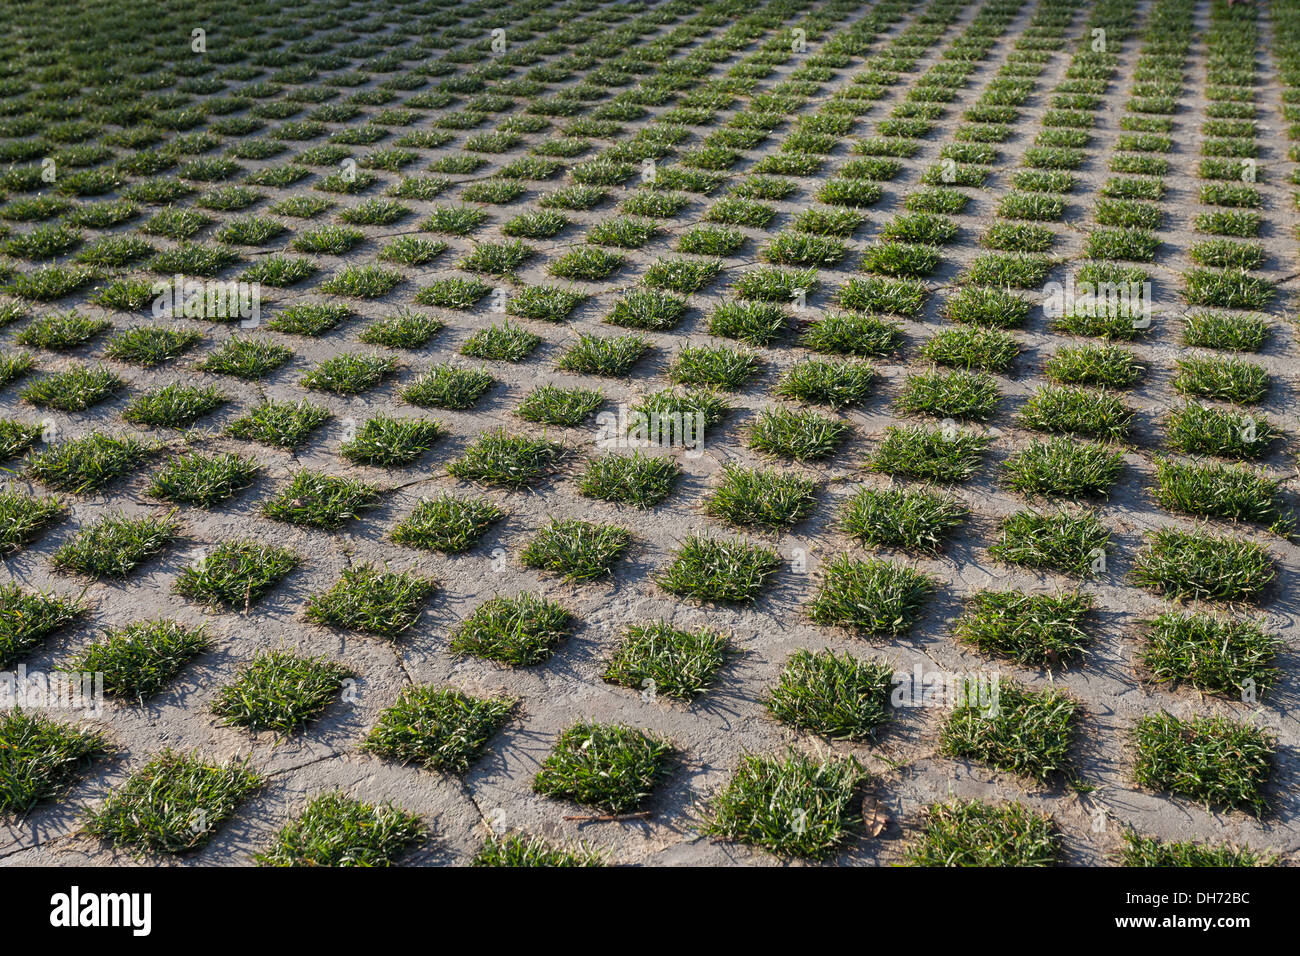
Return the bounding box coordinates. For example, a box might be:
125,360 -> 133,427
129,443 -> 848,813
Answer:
0,0 -> 1297,865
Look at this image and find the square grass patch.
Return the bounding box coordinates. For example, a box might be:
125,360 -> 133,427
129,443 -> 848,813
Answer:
841,486 -> 967,553
506,285 -> 587,323
896,369 -> 1000,422
549,247 -> 624,281
267,302 -> 352,337
212,650 -> 353,735
578,452 -> 681,508
533,722 -> 673,814
0,583 -> 85,668
302,352 -> 397,396
775,358 -> 874,409
124,383 -> 226,428
800,314 -> 904,358
0,416 -> 41,464
0,353 -> 38,391
174,539 -> 299,610
340,415 -> 444,468
255,792 -> 425,867
0,488 -> 62,553
1120,831 -> 1272,867
963,252 -> 1054,289
1166,403 -> 1279,460
1018,385 -> 1132,442
85,749 -> 262,854
748,406 -> 852,462
473,833 -> 603,867
263,470 -> 381,531
1131,528 -> 1274,603
64,619 -> 209,702
52,511 -> 177,579
516,385 -> 603,427
520,518 -> 631,583
603,620 -> 730,701
941,680 -> 1078,782
403,364 -> 495,410
766,649 -> 894,741
227,400 -> 331,449
0,710 -> 106,814
462,321 -> 541,362
360,309 -> 444,349
670,344 -> 760,392
904,800 -> 1058,866
836,276 -> 927,317
657,535 -> 782,604
1044,343 -> 1143,389
606,288 -> 687,333
1182,311 -> 1268,352
1132,713 -> 1273,816
1140,611 -> 1279,699
21,364 -> 123,412
196,337 -> 292,379
305,564 -> 436,639
26,431 -> 153,494
868,425 -> 990,483
1002,436 -> 1125,499
628,388 -> 731,447
148,451 -> 258,507
705,464 -> 818,532
391,494 -> 504,555
448,429 -> 565,490
1153,458 -> 1293,534
450,593 -> 573,667
1173,356 -> 1269,405
955,591 -> 1093,668
16,312 -> 111,351
991,509 -> 1110,578
707,303 -> 785,348
808,554 -> 936,636
945,286 -> 1031,329
414,278 -> 492,310
364,685 -> 515,774
105,326 -> 202,367
921,326 -> 1019,372
558,332 -> 650,378
701,750 -> 865,860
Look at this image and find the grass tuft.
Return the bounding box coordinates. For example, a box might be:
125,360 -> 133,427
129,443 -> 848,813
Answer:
1132,713 -> 1272,816
86,750 -> 261,854
842,486 -> 967,553
955,590 -> 1093,668
603,620 -> 730,701
174,539 -> 299,610
904,800 -> 1058,867
52,511 -> 177,579
1131,527 -> 1274,603
533,722 -> 673,813
364,685 -> 515,774
65,619 -> 209,702
305,564 -> 435,638
808,554 -> 936,636
701,750 -> 865,860
256,792 -> 425,867
765,649 -> 894,742
941,680 -> 1078,782
657,535 -> 782,604
520,518 -> 632,583
0,710 -> 106,814
450,593 -> 573,667
213,650 -> 352,735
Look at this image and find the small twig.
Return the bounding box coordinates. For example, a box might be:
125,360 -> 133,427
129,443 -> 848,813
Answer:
562,811 -> 652,823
